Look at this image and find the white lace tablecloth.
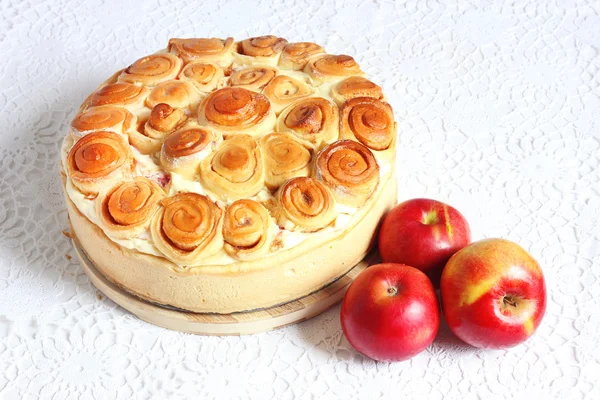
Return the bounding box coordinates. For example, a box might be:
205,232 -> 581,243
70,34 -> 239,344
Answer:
1,0 -> 599,398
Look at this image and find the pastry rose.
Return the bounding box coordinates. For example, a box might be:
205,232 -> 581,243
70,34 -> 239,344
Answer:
151,192 -> 224,265
275,177 -> 336,232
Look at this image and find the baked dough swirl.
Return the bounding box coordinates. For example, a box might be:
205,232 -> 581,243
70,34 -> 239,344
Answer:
260,133 -> 312,190
235,35 -> 288,66
119,53 -> 182,86
97,177 -> 165,239
168,37 -> 235,66
160,126 -> 216,178
223,199 -> 275,260
331,76 -> 383,107
228,66 -> 277,92
276,97 -> 339,149
179,62 -> 224,93
340,97 -> 395,151
151,192 -> 224,265
197,87 -> 274,136
279,42 -> 325,71
70,106 -> 136,139
262,75 -> 315,114
146,80 -> 203,111
67,131 -> 133,195
129,103 -> 187,154
200,134 -> 264,201
275,177 -> 336,232
305,54 -> 364,85
315,139 -> 379,207
88,82 -> 149,110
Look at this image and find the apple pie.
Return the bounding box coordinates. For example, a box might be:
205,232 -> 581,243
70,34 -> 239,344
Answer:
61,36 -> 398,313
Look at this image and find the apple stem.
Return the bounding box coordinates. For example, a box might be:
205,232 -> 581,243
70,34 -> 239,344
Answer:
503,296 -> 518,308
387,287 -> 398,296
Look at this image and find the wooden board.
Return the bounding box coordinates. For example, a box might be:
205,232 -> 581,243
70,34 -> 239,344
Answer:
72,238 -> 379,336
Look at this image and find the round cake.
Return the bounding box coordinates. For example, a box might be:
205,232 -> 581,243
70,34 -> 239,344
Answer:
61,36 -> 398,314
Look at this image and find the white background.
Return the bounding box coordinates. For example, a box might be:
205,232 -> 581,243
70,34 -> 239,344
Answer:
1,0 -> 599,398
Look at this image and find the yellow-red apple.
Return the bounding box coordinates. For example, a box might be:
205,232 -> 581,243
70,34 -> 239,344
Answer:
440,238 -> 547,349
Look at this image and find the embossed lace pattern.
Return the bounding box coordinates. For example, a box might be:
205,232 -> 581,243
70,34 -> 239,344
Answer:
0,0 -> 599,398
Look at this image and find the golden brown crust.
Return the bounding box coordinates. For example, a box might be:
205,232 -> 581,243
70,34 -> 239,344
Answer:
275,176 -> 336,232
70,106 -> 136,139
315,139 -> 379,207
276,97 -> 339,149
97,177 -> 165,239
223,199 -> 275,260
331,76 -> 383,107
119,53 -> 182,86
160,126 -> 216,178
262,75 -> 315,114
198,87 -> 274,136
260,133 -> 312,190
88,82 -> 149,108
147,103 -> 188,136
238,35 -> 288,57
179,62 -> 224,92
67,131 -> 133,194
228,66 -> 277,92
128,104 -> 188,155
146,80 -> 203,110
340,97 -> 395,151
279,42 -> 325,70
168,37 -> 235,66
163,127 -> 212,158
200,134 -> 264,201
305,54 -> 364,84
151,192 -> 224,265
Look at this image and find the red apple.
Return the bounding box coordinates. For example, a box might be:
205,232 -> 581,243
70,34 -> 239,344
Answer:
378,198 -> 471,286
340,263 -> 440,362
440,238 -> 546,349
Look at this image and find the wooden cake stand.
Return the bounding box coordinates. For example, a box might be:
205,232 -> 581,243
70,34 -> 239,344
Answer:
73,237 -> 378,336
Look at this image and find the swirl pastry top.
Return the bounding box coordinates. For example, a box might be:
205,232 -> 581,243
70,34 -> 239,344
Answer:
63,35 -> 398,272
129,103 -> 187,154
168,37 -> 235,66
262,75 -> 315,114
146,80 -> 203,111
151,192 -> 224,265
146,103 -> 188,138
228,66 -> 277,92
70,106 -> 135,139
67,131 -> 133,195
331,76 -> 383,107
119,53 -> 182,86
279,42 -> 325,71
97,177 -> 165,239
275,177 -> 336,232
200,134 -> 264,201
223,199 -> 275,260
315,140 -> 380,207
276,97 -> 339,149
160,126 -> 217,178
260,133 -> 312,190
305,54 -> 364,85
179,62 -> 224,93
198,87 -> 274,136
235,35 -> 288,66
88,82 -> 149,110
340,97 -> 395,151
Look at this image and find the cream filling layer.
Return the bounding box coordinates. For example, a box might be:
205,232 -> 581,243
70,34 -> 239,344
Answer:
64,132 -> 391,267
